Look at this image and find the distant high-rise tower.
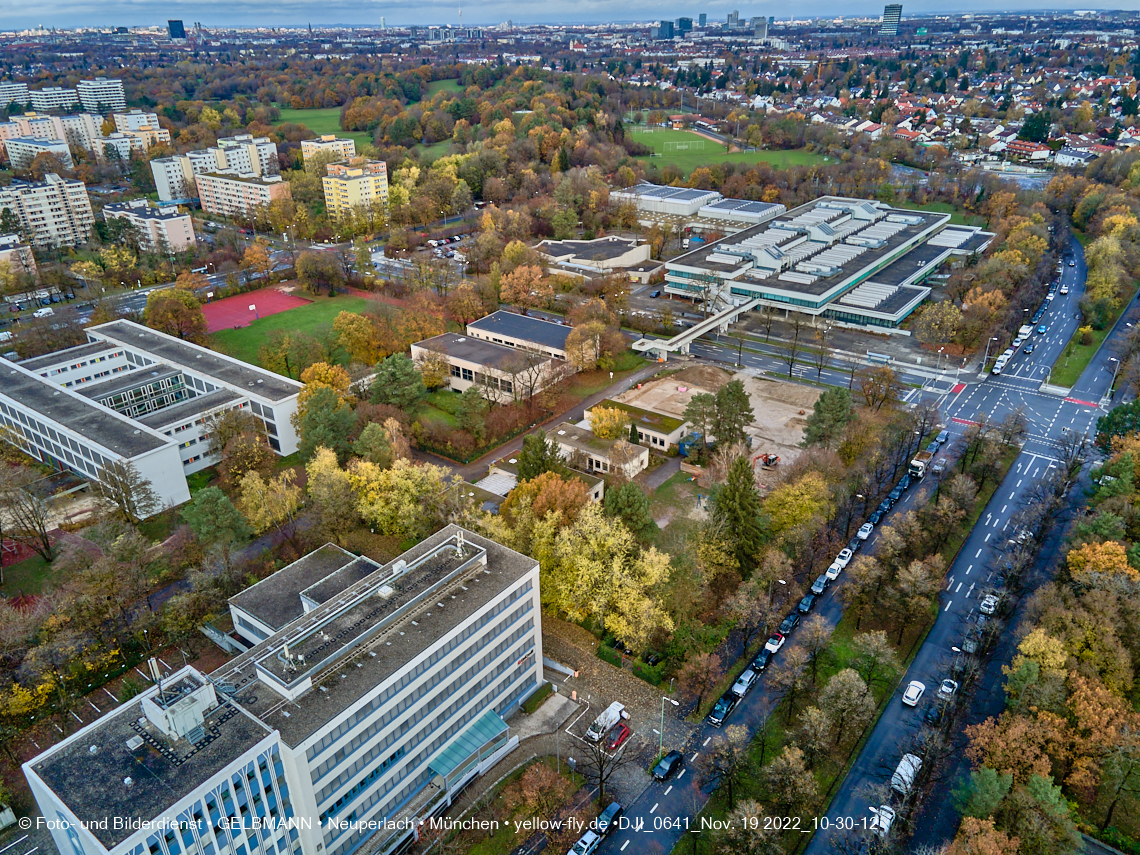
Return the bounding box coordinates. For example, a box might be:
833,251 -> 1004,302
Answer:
699,13 -> 707,26
727,10 -> 739,27
167,19 -> 185,39
676,16 -> 692,35
880,3 -> 902,35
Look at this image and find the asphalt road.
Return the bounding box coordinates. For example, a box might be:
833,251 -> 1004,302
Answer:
594,236 -> 1126,855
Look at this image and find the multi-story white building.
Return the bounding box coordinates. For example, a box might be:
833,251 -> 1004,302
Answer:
29,87 -> 79,112
96,132 -> 145,163
189,135 -> 279,177
111,110 -> 171,150
103,200 -> 196,253
4,137 -> 73,172
301,134 -> 357,164
0,173 -> 95,247
57,113 -> 103,150
0,112 -> 102,158
150,155 -> 197,203
196,172 -> 292,219
77,77 -> 126,113
0,234 -> 36,277
25,525 -> 541,855
1,319 -> 301,502
0,82 -> 29,108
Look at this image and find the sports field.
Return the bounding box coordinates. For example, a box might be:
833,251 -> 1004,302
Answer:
211,294 -> 372,367
627,126 -> 827,174
202,287 -> 312,333
275,107 -> 373,149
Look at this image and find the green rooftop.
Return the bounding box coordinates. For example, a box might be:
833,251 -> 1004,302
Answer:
595,399 -> 686,434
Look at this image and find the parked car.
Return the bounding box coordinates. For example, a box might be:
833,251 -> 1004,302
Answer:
902,680 -> 926,707
847,536 -> 863,554
888,485 -> 904,503
797,594 -> 817,614
868,806 -> 895,838
731,669 -> 758,698
825,561 -> 844,581
869,509 -> 885,525
924,705 -> 944,726
596,802 -> 623,837
938,679 -> 959,701
834,548 -> 854,569
649,290 -> 661,298
857,523 -> 874,540
778,613 -> 800,635
898,474 -> 912,491
570,831 -> 601,855
653,750 -> 683,780
606,723 -> 631,751
1012,337 -> 1024,349
936,429 -> 950,445
1060,285 -> 1069,294
764,632 -> 786,654
751,649 -> 773,672
810,574 -> 829,595
979,594 -> 999,615
707,693 -> 737,727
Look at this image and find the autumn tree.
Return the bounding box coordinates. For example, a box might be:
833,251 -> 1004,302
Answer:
913,299 -> 963,346
677,651 -> 723,712
448,282 -> 485,324
143,286 -> 208,343
768,645 -> 811,723
589,405 -> 631,439
762,746 -> 820,818
499,265 -> 550,308
296,249 -> 345,294
306,448 -> 359,546
565,320 -> 624,371
850,631 -> 902,687
333,311 -> 380,365
819,668 -> 877,746
93,460 -> 161,524
0,465 -> 55,560
701,725 -> 754,809
945,817 -> 1020,855
501,472 -> 589,525
238,470 -> 303,547
240,241 -> 275,283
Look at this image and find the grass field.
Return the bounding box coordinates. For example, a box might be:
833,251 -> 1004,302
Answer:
627,126 -> 827,174
900,199 -> 988,228
423,79 -> 463,99
211,294 -> 372,367
275,107 -> 373,149
414,139 -> 454,162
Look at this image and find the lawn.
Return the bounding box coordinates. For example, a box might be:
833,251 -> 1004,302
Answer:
899,199 -> 988,228
275,107 -> 373,149
414,139 -> 455,162
210,294 -> 372,367
1,553 -> 58,597
424,79 -> 463,98
627,126 -> 828,175
1050,286 -> 1138,388
419,389 -> 460,428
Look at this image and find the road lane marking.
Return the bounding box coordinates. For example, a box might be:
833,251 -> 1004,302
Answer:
621,841 -> 630,851
677,769 -> 686,779
665,786 -> 673,796
966,582 -> 975,598
691,752 -> 700,762
966,565 -> 972,575
976,549 -> 983,558
955,582 -> 963,592
985,533 -> 991,542
1002,505 -> 1008,513
1017,479 -> 1023,487
703,737 -> 711,747
946,576 -> 955,590
945,599 -> 953,611
651,803 -> 659,814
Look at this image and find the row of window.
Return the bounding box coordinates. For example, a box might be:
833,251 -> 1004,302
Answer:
448,365 -> 514,394
43,349 -> 122,378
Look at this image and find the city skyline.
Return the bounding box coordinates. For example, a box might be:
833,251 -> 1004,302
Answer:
0,1 -> 1125,30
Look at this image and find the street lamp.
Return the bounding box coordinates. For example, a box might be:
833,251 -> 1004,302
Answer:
1109,357 -> 1121,395
659,696 -> 679,758
981,336 -> 998,371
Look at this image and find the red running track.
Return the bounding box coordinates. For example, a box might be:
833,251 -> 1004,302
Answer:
202,287 -> 312,333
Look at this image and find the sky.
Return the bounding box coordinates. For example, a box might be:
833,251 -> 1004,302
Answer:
0,0 -> 1133,32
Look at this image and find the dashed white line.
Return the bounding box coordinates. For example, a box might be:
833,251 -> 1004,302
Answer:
975,549 -> 983,558
955,582 -> 962,593
944,599 -> 953,611
702,737 -> 711,747
1017,479 -> 1023,487
985,533 -> 991,542
621,841 -> 630,852
665,785 -> 673,796
651,803 -> 659,814
1001,505 -> 1008,514
966,565 -> 972,575
691,752 -> 700,762
677,769 -> 686,780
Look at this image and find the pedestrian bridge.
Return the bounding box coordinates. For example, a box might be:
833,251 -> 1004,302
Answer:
632,298 -> 760,361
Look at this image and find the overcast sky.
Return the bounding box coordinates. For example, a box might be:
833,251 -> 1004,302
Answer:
0,1 -> 1130,32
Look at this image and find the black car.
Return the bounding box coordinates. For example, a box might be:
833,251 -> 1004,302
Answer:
810,574 -> 829,596
653,750 -> 683,780
707,693 -> 737,727
869,509 -> 885,524
1024,343 -> 1035,354
643,651 -> 663,666
898,474 -> 912,491
888,486 -> 903,503
597,802 -> 624,836
846,536 -> 862,554
751,648 -> 773,672
936,430 -> 950,445
778,613 -> 800,635
797,594 -> 817,614
925,705 -> 944,726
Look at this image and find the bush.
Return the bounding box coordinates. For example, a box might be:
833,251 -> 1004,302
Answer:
596,643 -> 623,668
633,660 -> 665,686
522,682 -> 554,714
119,677 -> 145,701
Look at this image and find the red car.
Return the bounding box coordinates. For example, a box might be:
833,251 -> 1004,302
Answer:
606,723 -> 631,751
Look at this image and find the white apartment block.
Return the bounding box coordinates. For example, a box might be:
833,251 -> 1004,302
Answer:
103,200 -> 196,253
0,173 -> 94,247
77,77 -> 126,113
30,87 -> 79,111
150,156 -> 197,203
301,134 -> 357,164
0,82 -> 29,108
112,109 -> 161,132
4,137 -> 73,172
26,525 -> 541,855
0,112 -> 102,157
188,135 -> 280,177
196,172 -> 292,219
97,132 -> 145,162
2,319 -> 301,502
0,234 -> 36,277
57,113 -> 103,149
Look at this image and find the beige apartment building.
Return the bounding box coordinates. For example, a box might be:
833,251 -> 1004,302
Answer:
102,200 -> 196,252
195,172 -> 291,219
301,133 -> 357,164
111,110 -> 171,150
322,158 -> 388,221
0,173 -> 95,247
0,234 -> 37,277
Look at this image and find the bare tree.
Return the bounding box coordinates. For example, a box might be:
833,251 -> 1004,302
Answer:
94,460 -> 161,524
575,729 -> 637,803
780,315 -> 807,377
810,323 -> 833,378
0,465 -> 54,560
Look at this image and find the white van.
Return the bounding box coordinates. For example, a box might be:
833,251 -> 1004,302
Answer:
33,307 -> 54,318
891,753 -> 922,795
585,701 -> 627,742
0,331 -> 11,343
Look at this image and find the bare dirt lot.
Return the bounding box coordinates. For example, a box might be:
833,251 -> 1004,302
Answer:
614,364 -> 731,418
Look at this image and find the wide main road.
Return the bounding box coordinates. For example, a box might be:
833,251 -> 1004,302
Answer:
597,238 -> 1116,854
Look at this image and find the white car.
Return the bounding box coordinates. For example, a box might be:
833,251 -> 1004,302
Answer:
938,679 -> 959,701
902,680 -> 925,707
1012,337 -> 1024,349
569,830 -> 601,855
979,594 -> 999,615
825,561 -> 844,581
869,805 -> 895,837
1068,260 -> 1075,267
764,633 -> 786,654
1060,285 -> 1069,294
1001,348 -> 1015,360
857,523 -> 874,540
992,361 -> 1005,375
835,548 -> 854,569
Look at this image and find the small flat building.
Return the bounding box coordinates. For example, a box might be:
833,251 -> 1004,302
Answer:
586,398 -> 690,451
410,332 -> 569,403
548,422 -> 649,479
465,309 -> 573,360
475,456 -> 605,503
534,235 -> 651,277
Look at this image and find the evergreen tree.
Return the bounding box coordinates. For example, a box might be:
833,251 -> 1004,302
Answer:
713,380 -> 755,448
371,353 -> 427,410
802,387 -> 856,449
516,433 -> 564,482
715,456 -> 768,570
603,481 -> 656,538
299,386 -> 357,461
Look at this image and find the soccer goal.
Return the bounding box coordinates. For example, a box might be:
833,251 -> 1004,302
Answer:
663,139 -> 713,153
